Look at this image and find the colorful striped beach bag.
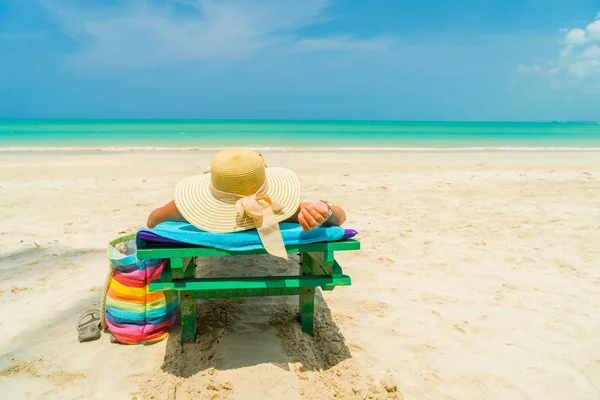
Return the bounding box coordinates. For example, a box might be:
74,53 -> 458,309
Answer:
101,234 -> 178,345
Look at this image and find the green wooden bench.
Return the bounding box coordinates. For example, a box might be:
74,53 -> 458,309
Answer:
136,238 -> 360,343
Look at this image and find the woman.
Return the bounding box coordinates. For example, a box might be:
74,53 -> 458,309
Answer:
147,148 -> 346,259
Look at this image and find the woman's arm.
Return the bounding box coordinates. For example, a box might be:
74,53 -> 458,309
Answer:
147,199 -> 347,232
147,200 -> 187,228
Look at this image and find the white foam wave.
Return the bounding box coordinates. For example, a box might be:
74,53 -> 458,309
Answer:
1,146 -> 600,152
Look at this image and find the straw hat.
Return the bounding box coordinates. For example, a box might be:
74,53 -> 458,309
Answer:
174,148 -> 301,233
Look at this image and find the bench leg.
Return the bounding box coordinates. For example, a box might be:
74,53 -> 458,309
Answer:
298,252 -> 316,335
179,258 -> 196,343
181,292 -> 196,343
299,287 -> 315,335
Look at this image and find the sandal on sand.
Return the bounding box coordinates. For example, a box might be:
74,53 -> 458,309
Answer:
77,308 -> 101,343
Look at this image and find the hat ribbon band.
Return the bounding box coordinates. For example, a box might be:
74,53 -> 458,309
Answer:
209,183 -> 288,260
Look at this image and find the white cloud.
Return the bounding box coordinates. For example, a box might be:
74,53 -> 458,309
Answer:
519,11 -> 600,86
297,35 -> 391,52
568,60 -> 600,78
46,0 -> 390,69
560,18 -> 600,45
564,28 -> 587,45
517,64 -> 543,74
582,45 -> 600,59
559,44 -> 573,59
587,20 -> 600,41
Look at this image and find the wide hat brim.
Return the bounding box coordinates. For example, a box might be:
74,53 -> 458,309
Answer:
174,167 -> 301,233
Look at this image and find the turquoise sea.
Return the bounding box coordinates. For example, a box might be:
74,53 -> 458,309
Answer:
1,119 -> 600,150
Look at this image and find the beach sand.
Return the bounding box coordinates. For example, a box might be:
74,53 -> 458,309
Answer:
1,150 -> 599,400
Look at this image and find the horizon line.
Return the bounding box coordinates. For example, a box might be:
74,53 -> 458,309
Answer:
1,118 -> 598,124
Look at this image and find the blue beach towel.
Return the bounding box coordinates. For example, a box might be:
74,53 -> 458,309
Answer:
137,221 -> 345,251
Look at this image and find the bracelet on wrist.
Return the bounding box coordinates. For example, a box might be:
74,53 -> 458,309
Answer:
319,200 -> 333,222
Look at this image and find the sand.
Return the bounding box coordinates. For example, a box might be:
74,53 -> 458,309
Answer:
0,150 -> 599,400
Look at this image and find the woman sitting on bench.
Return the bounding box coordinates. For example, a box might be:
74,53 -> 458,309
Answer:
146,148 -> 347,259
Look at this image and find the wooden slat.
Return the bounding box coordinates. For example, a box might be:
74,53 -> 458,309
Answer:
137,239 -> 360,260
149,274 -> 351,293
180,287 -> 316,300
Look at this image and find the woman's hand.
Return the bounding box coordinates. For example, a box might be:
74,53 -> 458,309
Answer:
297,201 -> 331,232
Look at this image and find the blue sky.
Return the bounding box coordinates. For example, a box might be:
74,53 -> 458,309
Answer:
1,0 -> 599,121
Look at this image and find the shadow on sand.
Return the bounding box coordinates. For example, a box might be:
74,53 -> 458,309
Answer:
158,254 -> 352,378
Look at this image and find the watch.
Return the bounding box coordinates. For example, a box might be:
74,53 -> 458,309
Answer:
319,200 -> 333,222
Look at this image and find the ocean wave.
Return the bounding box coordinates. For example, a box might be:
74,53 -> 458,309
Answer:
1,145 -> 600,152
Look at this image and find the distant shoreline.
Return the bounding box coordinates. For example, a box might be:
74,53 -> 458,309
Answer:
2,146 -> 600,152
0,117 -> 600,124
2,120 -> 600,148
1,118 -> 599,124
